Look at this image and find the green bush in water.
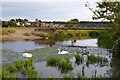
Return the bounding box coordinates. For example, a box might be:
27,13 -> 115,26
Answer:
58,58 -> 73,72
11,72 -> 18,79
75,54 -> 83,64
15,60 -> 23,71
46,56 -> 61,67
8,64 -> 17,73
2,69 -> 11,78
28,70 -> 39,78
87,55 -> 107,65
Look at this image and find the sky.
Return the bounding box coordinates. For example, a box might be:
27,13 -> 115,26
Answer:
1,0 -> 103,21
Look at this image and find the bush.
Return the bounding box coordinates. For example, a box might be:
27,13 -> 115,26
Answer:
46,56 -> 61,67
58,58 -> 73,72
24,33 -> 31,36
2,28 -> 16,35
2,29 -> 9,35
89,31 -> 99,38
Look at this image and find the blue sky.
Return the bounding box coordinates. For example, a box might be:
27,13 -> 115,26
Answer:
1,0 -> 103,21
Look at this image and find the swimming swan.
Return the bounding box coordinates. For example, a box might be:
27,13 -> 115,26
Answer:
22,53 -> 32,57
58,49 -> 69,54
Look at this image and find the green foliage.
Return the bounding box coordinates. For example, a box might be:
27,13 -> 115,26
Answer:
24,32 -> 31,36
58,58 -> 73,72
75,54 -> 83,65
67,18 -> 79,23
87,55 -> 107,65
112,37 -> 120,58
15,60 -> 22,71
8,64 -> 17,73
98,31 -> 113,49
2,69 -> 10,78
54,31 -> 67,41
89,31 -> 99,38
2,58 -> 38,78
47,56 -> 73,72
28,70 -> 39,78
46,56 -> 61,67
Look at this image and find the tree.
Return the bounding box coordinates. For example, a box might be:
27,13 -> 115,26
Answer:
67,18 -> 79,23
86,1 -> 120,38
24,19 -> 28,22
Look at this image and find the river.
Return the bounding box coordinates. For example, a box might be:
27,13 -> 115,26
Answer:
1,38 -> 113,78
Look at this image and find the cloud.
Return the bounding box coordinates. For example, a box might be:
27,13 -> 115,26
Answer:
2,1 -> 102,21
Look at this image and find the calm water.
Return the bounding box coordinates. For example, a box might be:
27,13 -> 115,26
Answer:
1,39 -> 113,78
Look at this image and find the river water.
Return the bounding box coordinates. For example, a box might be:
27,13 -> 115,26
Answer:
1,39 -> 113,78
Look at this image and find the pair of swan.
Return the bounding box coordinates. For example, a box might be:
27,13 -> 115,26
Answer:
58,49 -> 69,54
22,53 -> 32,57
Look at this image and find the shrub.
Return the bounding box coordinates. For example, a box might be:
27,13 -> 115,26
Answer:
24,33 -> 31,36
89,31 -> 99,38
46,56 -> 61,67
2,29 -> 9,35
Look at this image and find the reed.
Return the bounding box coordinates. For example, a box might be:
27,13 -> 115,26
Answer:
46,56 -> 61,67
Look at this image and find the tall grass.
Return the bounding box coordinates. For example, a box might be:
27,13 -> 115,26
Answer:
46,56 -> 61,67
2,58 -> 38,78
2,28 -> 16,35
46,56 -> 73,72
75,54 -> 83,65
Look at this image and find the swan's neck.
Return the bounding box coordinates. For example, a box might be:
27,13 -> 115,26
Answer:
58,50 -> 61,53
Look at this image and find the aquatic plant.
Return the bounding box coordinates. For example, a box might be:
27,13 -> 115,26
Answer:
11,72 -> 18,79
28,70 -> 39,78
15,60 -> 22,71
46,56 -> 61,67
8,64 -> 17,73
58,58 -> 73,72
77,73 -> 82,79
87,55 -> 107,64
75,54 -> 83,64
2,69 -> 10,78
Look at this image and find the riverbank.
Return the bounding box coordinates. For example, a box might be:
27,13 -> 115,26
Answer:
0,27 -> 42,40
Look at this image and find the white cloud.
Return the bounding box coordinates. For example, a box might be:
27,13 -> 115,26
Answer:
2,1 -> 103,21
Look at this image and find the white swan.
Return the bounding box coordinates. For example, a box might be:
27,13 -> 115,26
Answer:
58,49 -> 69,54
22,53 -> 32,57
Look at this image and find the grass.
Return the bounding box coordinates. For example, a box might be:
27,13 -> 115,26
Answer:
2,28 -> 16,35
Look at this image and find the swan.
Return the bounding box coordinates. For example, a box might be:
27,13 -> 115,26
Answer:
58,49 -> 69,54
22,53 -> 32,57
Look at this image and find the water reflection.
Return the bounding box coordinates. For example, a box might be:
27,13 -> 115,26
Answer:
2,39 -> 98,52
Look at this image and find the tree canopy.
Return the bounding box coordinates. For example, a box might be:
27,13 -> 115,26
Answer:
67,18 -> 79,23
